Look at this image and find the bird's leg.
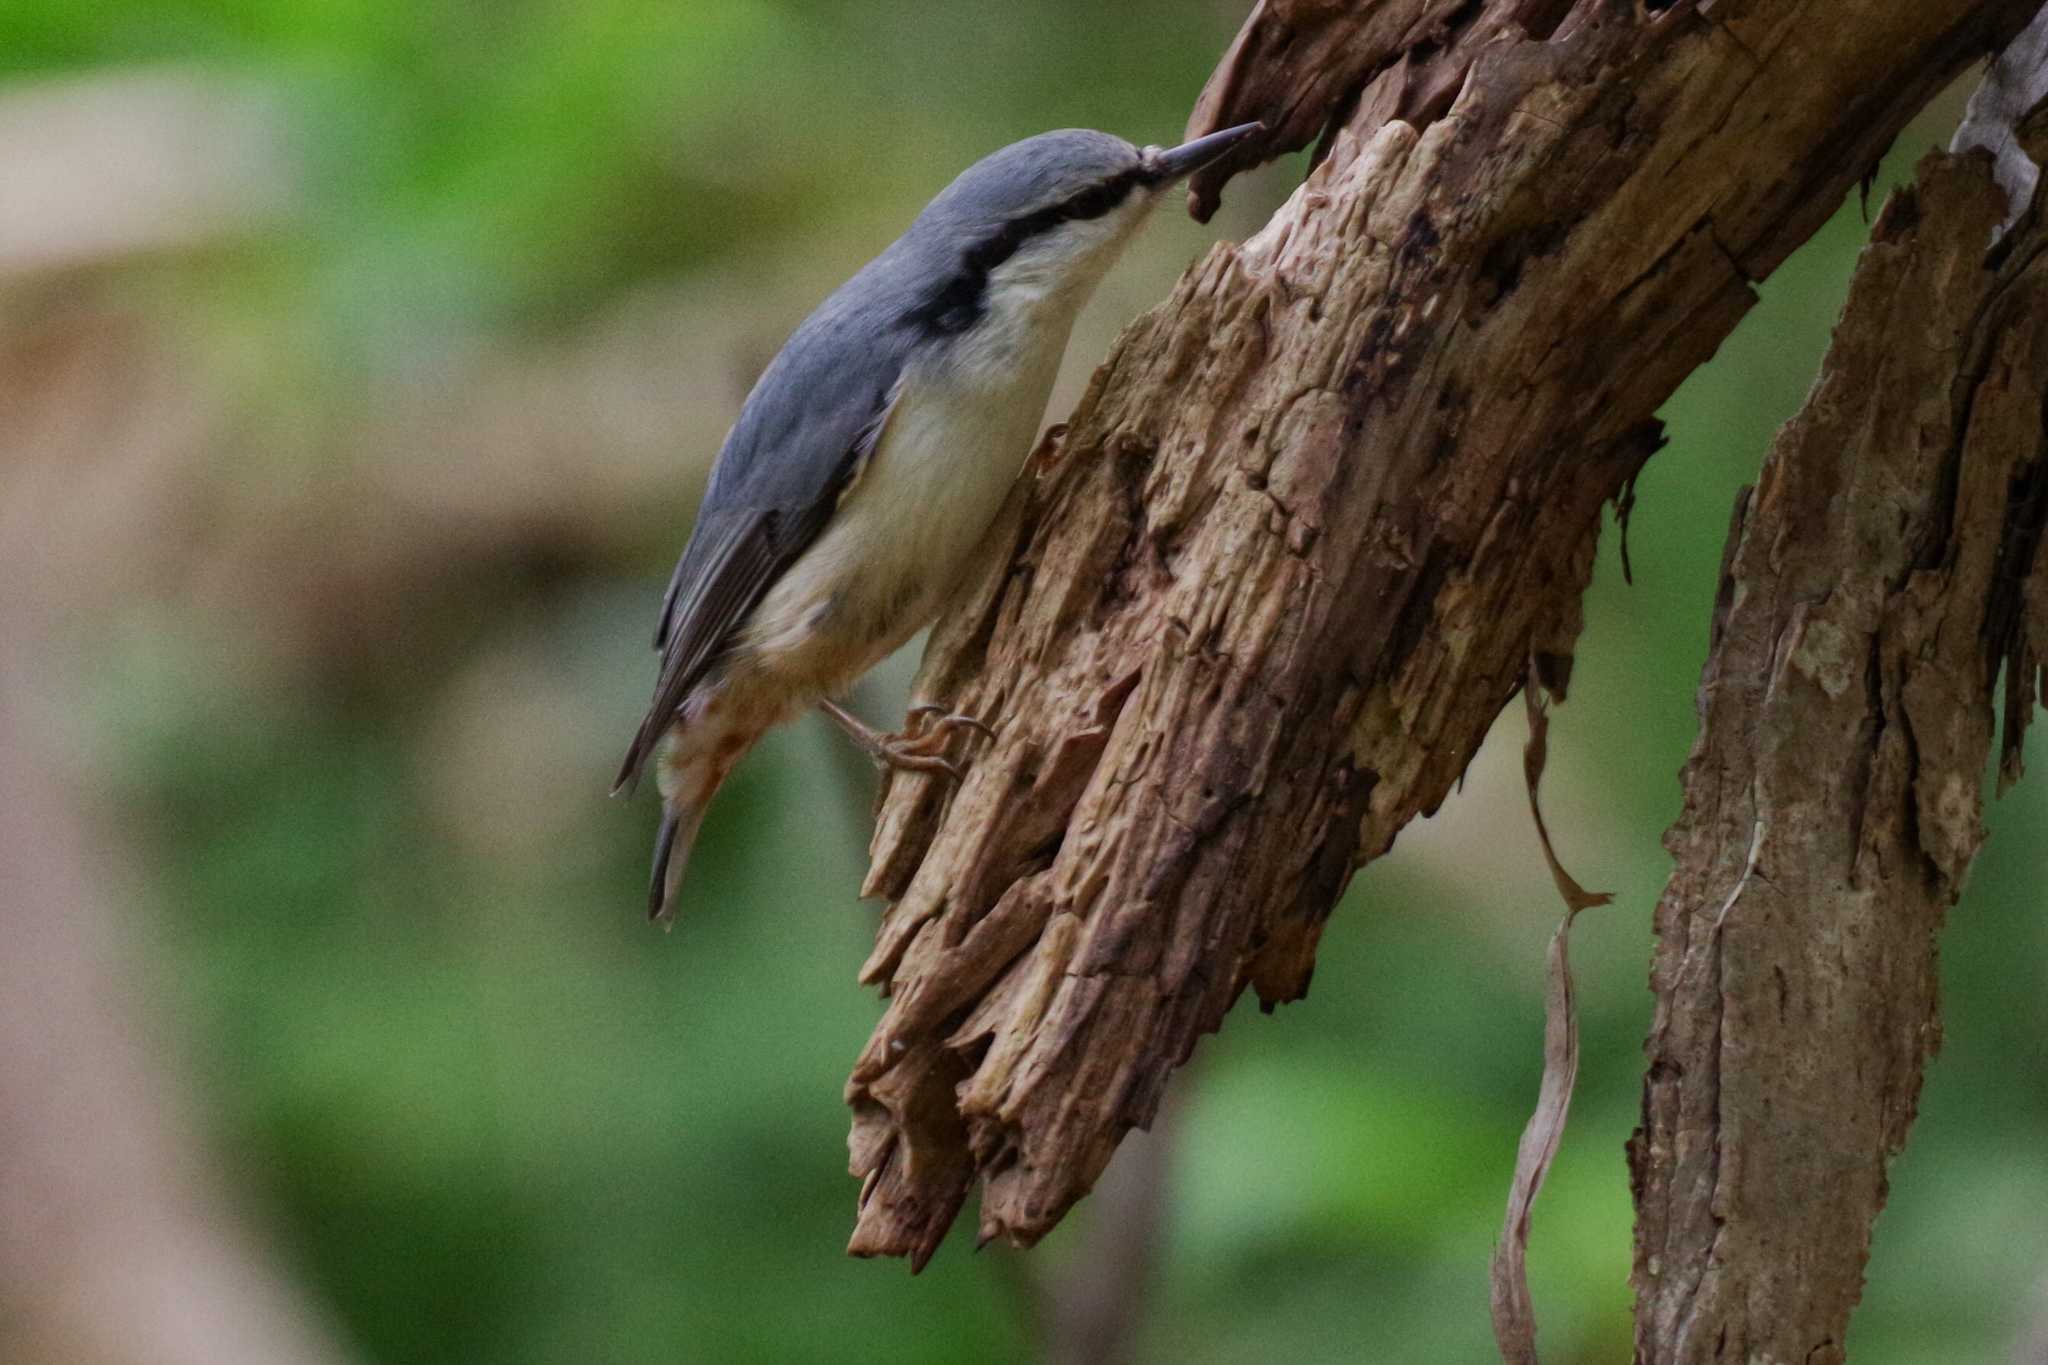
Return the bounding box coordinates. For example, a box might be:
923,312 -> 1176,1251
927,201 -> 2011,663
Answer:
818,698 -> 990,781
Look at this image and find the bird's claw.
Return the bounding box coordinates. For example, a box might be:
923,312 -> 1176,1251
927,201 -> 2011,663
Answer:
820,697 -> 992,784
869,706 -> 995,782
869,744 -> 966,782
905,703 -> 997,742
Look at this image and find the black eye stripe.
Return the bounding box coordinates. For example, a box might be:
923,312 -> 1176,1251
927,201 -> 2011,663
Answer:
905,167 -> 1144,336
969,169 -> 1142,271
1057,169 -> 1141,223
1059,178 -> 1126,222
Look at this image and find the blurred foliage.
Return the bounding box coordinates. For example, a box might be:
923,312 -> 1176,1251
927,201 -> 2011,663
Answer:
11,2 -> 2047,1363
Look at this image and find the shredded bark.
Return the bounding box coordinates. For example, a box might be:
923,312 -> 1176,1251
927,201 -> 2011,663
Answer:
846,0 -> 2042,1267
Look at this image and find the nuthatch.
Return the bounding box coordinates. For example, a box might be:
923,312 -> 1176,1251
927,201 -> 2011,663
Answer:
616,121 -> 1263,923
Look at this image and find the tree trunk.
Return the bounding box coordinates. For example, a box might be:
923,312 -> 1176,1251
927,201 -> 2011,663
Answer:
1629,27 -> 2048,1364
842,0 -> 2042,1271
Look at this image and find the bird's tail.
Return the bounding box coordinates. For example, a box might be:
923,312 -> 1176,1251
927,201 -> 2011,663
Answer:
638,697 -> 760,925
648,799 -> 709,927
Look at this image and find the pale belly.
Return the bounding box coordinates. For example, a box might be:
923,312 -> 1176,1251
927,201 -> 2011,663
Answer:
737,334 -> 1066,698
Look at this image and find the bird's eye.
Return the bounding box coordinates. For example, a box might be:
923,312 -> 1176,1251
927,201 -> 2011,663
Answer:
1064,186 -> 1114,220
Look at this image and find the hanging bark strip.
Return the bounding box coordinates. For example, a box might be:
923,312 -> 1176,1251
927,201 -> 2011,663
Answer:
845,0 -> 2041,1267
1489,676 -> 1613,1364
1630,24 -> 2048,1363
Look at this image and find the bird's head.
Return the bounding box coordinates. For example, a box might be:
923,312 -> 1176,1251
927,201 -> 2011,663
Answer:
900,122 -> 1262,333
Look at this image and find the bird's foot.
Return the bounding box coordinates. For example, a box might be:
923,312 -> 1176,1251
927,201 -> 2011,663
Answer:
820,699 -> 992,782
904,703 -> 996,743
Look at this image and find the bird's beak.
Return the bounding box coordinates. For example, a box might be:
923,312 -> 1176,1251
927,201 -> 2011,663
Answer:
1144,121 -> 1264,184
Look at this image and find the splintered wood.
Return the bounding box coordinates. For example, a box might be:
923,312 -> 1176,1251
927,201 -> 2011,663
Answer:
843,0 -> 2042,1268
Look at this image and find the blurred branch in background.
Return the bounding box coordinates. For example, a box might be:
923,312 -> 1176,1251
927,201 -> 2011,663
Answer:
0,649 -> 352,1365
0,69 -> 294,281
0,73 -> 351,1357
1032,1095 -> 1179,1365
2021,1271 -> 2048,1364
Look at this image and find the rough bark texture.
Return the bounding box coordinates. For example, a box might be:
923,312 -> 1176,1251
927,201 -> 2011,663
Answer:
1629,49 -> 2048,1365
844,0 -> 2040,1266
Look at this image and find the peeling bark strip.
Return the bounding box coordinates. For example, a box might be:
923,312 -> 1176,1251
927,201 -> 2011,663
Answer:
1629,84 -> 2048,1365
1491,680 -> 1613,1363
846,0 -> 2040,1266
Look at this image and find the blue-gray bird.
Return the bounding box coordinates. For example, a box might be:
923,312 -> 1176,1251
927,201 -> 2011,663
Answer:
616,120 -> 1263,923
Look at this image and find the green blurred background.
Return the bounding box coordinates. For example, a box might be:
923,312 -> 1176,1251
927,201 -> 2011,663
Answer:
3,3 -> 2043,1362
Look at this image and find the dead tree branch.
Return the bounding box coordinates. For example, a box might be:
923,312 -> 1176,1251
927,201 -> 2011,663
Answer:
844,0 -> 2040,1267
1630,19 -> 2048,1362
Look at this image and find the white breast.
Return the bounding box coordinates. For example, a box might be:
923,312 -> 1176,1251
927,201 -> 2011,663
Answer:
741,325 -> 1065,687
741,192 -> 1158,692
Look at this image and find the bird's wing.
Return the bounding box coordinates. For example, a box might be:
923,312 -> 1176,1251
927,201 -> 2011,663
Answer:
614,317 -> 905,794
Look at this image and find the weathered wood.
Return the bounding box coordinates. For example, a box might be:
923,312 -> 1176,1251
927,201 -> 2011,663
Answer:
845,0 -> 2040,1267
1629,36 -> 2048,1365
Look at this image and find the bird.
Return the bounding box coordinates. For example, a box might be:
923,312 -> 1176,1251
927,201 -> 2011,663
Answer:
615,119 -> 1264,924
